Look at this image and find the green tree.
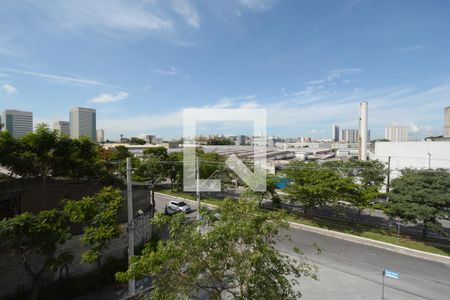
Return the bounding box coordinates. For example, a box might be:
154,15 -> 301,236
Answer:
0,124 -> 106,180
241,174 -> 280,208
110,145 -> 132,161
284,161 -> 357,213
130,137 -> 146,145
143,146 -> 168,159
167,151 -> 183,191
64,187 -> 123,268
0,209 -> 73,300
386,169 -> 450,237
116,199 -> 316,299
322,159 -> 386,219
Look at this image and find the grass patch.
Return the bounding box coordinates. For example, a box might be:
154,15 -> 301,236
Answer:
285,211 -> 450,257
157,188 -> 450,257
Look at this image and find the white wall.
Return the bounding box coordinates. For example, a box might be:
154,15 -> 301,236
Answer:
374,141 -> 450,178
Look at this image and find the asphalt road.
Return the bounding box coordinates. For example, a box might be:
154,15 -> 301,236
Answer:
155,193 -> 450,300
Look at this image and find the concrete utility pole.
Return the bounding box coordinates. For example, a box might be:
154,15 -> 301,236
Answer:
386,156 -> 391,197
359,101 -> 368,161
126,158 -> 135,296
196,156 -> 201,221
427,152 -> 431,170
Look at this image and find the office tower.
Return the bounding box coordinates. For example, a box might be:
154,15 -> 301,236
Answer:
445,106 -> 450,138
332,124 -> 340,142
385,126 -> 408,142
1,109 -> 33,138
96,129 -> 105,143
70,107 -> 96,141
236,135 -> 246,145
53,121 -> 70,136
359,101 -> 368,161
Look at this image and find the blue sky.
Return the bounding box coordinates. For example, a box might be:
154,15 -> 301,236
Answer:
1,0 -> 450,140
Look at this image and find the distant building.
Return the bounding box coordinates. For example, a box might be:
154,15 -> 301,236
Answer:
385,126 -> 408,142
1,109 -> 33,138
445,106 -> 450,138
70,107 -> 96,141
236,135 -> 246,146
332,124 -> 340,142
53,121 -> 70,136
340,128 -> 370,144
340,129 -> 359,143
96,129 -> 105,143
144,135 -> 156,144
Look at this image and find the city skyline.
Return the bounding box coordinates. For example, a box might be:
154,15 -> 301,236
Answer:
1,1 -> 450,139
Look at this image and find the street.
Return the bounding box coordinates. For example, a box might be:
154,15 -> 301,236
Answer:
155,193 -> 450,300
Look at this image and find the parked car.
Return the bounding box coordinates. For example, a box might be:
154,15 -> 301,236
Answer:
167,200 -> 191,213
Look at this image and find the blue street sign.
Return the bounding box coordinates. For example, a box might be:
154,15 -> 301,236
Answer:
383,269 -> 399,279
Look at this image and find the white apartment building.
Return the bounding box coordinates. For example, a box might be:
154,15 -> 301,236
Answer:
1,109 -> 33,138
444,106 -> 450,138
70,107 -> 96,141
96,129 -> 105,143
385,126 -> 408,142
53,121 -> 70,136
340,129 -> 359,143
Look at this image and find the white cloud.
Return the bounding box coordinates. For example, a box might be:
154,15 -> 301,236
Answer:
89,91 -> 129,104
238,0 -> 278,11
397,45 -> 426,53
1,83 -> 17,94
171,0 -> 200,28
151,66 -> 178,76
26,0 -> 173,35
0,67 -> 127,89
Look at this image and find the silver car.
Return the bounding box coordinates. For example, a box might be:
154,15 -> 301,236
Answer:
167,200 -> 191,213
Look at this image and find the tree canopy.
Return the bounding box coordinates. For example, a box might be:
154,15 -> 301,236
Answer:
0,124 -> 106,179
64,187 -> 123,265
386,169 -> 450,237
116,199 -> 316,300
0,209 -> 73,300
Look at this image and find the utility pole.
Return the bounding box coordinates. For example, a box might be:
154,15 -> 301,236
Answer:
386,156 -> 391,198
126,158 -> 135,296
196,156 -> 201,221
427,152 -> 431,170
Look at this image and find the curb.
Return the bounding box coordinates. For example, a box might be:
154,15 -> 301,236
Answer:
155,192 -> 450,265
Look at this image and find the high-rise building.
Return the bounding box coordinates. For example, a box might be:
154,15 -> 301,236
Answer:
332,124 -> 340,142
70,107 -> 96,141
96,129 -> 105,143
444,106 -> 450,138
236,135 -> 246,145
385,126 -> 408,142
340,129 -> 359,143
53,121 -> 70,136
1,109 -> 33,138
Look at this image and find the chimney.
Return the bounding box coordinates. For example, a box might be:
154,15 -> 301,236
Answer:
359,101 -> 368,160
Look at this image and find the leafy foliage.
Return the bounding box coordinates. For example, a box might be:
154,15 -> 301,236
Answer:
64,187 -> 123,264
116,199 -> 316,300
284,161 -> 357,212
0,124 -> 106,179
386,169 -> 450,237
0,209 -> 73,300
143,146 -> 168,159
284,160 -> 386,215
